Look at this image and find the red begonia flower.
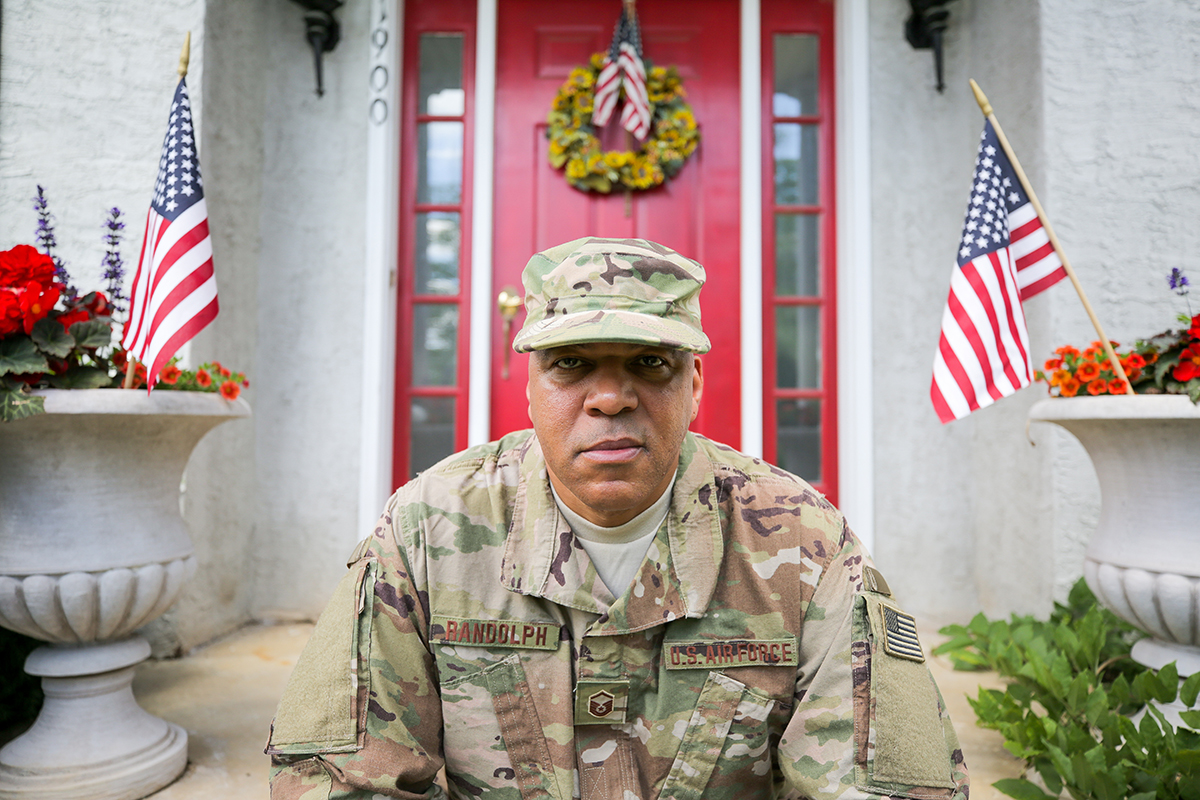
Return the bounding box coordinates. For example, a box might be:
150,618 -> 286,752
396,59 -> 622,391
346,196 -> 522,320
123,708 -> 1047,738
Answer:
19,281 -> 60,334
1174,345 -> 1200,382
0,245 -> 56,288
0,290 -> 22,335
57,308 -> 89,333
85,292 -> 110,317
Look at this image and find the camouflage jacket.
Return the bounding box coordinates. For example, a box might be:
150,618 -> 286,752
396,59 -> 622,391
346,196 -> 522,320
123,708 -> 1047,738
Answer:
268,431 -> 969,800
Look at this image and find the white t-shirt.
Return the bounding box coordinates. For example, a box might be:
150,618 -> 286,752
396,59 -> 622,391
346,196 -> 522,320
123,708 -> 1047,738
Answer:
551,476 -> 676,597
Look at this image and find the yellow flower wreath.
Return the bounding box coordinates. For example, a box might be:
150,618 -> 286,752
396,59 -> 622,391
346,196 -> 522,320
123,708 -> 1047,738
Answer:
546,53 -> 700,194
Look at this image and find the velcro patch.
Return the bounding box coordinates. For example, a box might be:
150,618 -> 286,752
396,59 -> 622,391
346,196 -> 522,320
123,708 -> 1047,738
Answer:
431,616 -> 560,650
881,607 -> 924,662
663,638 -> 799,670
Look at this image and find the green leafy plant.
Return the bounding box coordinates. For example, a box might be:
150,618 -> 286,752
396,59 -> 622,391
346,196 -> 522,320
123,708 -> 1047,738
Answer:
936,579 -> 1200,799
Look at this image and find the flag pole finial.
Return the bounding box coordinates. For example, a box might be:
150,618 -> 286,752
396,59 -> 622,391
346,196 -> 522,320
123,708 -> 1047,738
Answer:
969,78 -> 992,117
178,32 -> 191,79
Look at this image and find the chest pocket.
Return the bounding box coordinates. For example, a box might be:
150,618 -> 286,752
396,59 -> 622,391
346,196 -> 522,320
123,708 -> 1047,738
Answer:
657,671 -> 776,800
438,650 -> 565,800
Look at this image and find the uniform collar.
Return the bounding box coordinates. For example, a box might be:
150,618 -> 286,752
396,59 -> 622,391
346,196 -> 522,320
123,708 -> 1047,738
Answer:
499,432 -> 724,632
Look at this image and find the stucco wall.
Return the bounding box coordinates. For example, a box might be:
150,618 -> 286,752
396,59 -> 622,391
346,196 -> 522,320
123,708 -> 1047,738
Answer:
246,0 -> 372,622
0,0 -> 374,651
868,0 -> 1057,624
0,0 -> 204,285
1036,0 -> 1200,602
870,0 -> 1199,625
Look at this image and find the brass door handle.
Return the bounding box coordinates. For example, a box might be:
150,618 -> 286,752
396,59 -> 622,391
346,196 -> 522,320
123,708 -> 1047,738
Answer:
497,286 -> 524,379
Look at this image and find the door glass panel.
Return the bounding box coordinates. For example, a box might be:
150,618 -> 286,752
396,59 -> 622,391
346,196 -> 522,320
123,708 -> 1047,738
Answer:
417,122 -> 464,204
410,396 -> 456,474
776,399 -> 821,482
419,34 -> 465,115
775,214 -> 819,296
773,35 -> 818,117
415,212 -> 461,294
776,305 -> 820,389
774,123 -> 818,206
412,304 -> 458,386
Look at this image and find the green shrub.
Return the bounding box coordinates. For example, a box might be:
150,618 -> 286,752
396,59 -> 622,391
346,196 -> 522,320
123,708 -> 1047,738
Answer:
936,578 -> 1200,800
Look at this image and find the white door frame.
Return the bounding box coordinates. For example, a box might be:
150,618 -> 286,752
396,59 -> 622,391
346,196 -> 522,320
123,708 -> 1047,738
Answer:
360,0 -> 875,549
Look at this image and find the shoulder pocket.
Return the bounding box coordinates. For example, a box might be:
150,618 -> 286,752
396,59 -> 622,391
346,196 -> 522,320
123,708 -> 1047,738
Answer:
268,560 -> 377,755
853,593 -> 958,796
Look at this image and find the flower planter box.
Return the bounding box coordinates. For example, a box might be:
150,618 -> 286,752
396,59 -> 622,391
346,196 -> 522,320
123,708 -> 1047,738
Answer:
1030,395 -> 1200,676
0,389 -> 249,800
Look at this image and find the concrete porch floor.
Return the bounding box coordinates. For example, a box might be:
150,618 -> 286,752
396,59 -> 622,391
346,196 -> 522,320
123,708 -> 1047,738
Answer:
128,622 -> 1023,799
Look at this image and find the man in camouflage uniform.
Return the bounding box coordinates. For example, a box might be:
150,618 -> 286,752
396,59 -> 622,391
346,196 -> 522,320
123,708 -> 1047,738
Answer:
268,238 -> 969,800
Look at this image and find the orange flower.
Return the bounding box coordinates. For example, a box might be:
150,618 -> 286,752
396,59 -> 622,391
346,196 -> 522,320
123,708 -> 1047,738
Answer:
1050,369 -> 1070,387
160,364 -> 181,385
1082,347 -> 1101,361
1076,362 -> 1101,382
1056,345 -> 1080,358
1086,378 -> 1107,395
219,380 -> 241,400
1123,353 -> 1146,370
1107,379 -> 1127,394
1060,377 -> 1081,397
196,368 -> 212,388
219,366 -> 232,378
1044,357 -> 1063,371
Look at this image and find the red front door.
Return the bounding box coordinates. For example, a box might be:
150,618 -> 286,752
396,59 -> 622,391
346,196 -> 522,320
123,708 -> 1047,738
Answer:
489,0 -> 742,445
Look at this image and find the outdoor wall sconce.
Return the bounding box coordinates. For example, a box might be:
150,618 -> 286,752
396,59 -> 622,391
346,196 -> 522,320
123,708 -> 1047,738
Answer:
905,0 -> 954,93
291,0 -> 343,97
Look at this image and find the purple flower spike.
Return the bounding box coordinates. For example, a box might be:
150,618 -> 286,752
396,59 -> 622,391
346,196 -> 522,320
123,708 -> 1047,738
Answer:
102,207 -> 128,314
32,185 -> 77,300
1168,267 -> 1190,296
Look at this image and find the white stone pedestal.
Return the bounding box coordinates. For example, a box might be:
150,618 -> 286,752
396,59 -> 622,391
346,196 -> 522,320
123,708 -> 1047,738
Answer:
0,638 -> 187,800
1030,395 -> 1200,677
0,390 -> 250,799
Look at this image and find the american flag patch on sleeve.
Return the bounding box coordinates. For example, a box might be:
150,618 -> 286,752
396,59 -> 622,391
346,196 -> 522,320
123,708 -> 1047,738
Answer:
882,606 -> 925,663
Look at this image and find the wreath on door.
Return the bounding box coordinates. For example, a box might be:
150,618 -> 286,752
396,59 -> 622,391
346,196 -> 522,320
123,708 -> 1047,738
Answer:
546,53 -> 700,194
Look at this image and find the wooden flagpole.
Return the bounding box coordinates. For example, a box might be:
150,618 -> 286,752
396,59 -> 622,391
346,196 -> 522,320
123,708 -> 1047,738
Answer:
969,79 -> 1133,394
123,33 -> 191,390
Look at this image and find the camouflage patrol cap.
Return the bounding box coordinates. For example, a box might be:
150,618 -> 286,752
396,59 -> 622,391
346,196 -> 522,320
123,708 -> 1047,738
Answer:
512,237 -> 711,353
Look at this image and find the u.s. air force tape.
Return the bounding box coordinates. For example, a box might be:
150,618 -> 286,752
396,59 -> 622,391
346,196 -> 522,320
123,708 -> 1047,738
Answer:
663,638 -> 799,669
881,606 -> 925,663
431,616 -> 560,650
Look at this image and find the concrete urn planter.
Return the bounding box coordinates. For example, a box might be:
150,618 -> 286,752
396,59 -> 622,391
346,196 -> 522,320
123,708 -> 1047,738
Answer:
0,389 -> 250,800
1030,395 -> 1200,677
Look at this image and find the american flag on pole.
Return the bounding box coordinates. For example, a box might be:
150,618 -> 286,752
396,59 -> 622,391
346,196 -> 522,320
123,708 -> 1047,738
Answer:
122,77 -> 218,388
591,7 -> 652,140
930,121 -> 1067,423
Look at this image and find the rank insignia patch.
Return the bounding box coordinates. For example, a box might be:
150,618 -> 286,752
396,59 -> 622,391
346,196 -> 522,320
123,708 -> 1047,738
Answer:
575,680 -> 629,725
881,606 -> 925,663
588,690 -> 614,718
